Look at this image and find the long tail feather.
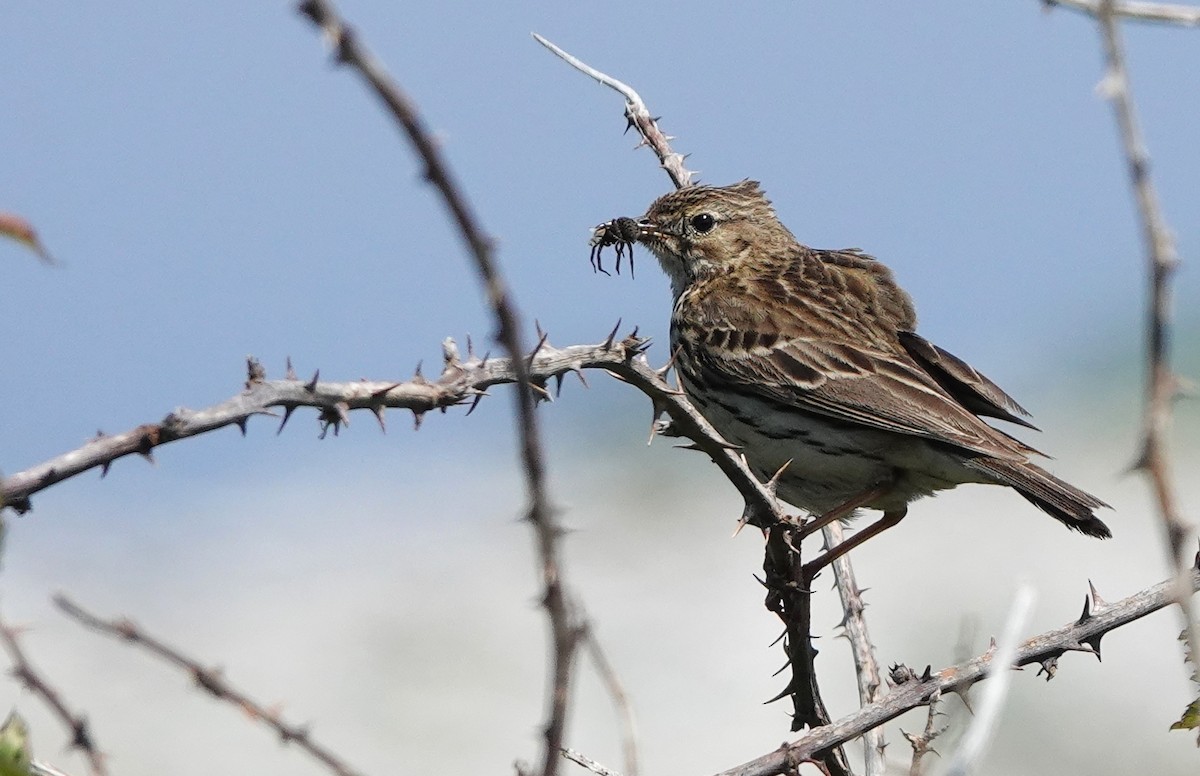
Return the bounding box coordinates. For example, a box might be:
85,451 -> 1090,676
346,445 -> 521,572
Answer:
966,458 -> 1112,538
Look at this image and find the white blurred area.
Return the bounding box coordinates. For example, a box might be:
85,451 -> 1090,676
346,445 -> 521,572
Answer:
1,375 -> 1196,776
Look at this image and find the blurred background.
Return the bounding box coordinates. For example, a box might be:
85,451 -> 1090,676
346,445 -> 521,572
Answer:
2,2 -> 1198,774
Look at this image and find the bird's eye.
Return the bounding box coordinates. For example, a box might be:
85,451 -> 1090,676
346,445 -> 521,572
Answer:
690,213 -> 716,233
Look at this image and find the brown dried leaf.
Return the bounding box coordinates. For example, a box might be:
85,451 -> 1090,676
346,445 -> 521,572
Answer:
0,212 -> 56,265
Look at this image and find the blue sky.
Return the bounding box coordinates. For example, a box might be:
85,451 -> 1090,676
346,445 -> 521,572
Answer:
2,3 -> 1198,775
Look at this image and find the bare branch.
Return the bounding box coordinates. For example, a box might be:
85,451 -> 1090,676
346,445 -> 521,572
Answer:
712,568 -> 1200,776
2,336 -> 784,535
901,689 -> 945,776
0,618 -> 107,776
823,522 -> 886,775
54,594 -> 363,776
1090,0 -> 1200,697
533,34 -> 696,190
1044,0 -> 1200,25
580,626 -> 640,776
759,527 -> 852,776
562,748 -> 623,776
296,7 -> 580,773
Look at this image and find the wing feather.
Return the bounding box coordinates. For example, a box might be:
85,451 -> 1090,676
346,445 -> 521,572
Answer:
685,329 -> 1036,462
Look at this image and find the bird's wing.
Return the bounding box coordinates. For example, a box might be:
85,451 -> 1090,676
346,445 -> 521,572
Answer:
682,325 -> 1037,462
897,331 -> 1037,430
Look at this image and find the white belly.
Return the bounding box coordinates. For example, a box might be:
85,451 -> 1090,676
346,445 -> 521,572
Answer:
683,380 -> 989,515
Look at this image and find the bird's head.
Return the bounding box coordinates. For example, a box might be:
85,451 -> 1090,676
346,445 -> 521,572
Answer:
593,181 -> 798,297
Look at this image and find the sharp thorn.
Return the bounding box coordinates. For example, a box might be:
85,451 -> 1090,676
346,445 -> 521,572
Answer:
656,345 -> 684,379
370,383 -> 401,400
528,330 -> 550,368
305,370 -> 320,392
603,318 -> 622,350
277,405 -> 296,435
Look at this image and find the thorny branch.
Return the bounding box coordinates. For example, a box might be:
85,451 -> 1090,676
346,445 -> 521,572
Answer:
535,35 -> 874,771
900,690 -> 945,776
712,568 -> 1200,776
1044,0 -> 1200,25
1088,0 -> 1200,713
0,336 -> 783,526
0,619 -> 107,776
54,594 -> 363,776
579,625 -> 640,776
562,748 -> 623,776
533,34 -> 696,190
761,527 -> 852,776
823,522 -> 886,775
308,4 -> 585,772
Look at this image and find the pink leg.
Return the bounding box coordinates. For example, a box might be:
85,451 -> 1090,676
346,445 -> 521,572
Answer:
802,508 -> 907,578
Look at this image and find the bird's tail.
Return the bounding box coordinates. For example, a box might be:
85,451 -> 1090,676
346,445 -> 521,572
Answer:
966,458 -> 1112,538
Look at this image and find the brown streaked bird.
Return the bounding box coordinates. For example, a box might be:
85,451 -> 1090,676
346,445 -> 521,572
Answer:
594,180 -> 1109,570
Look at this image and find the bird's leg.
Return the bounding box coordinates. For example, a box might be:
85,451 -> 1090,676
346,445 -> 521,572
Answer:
802,507 -> 907,578
797,482 -> 893,539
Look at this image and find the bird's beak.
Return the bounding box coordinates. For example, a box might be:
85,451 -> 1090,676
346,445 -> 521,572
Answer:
634,218 -> 662,243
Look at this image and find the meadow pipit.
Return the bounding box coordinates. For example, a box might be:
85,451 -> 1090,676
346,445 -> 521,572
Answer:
593,181 -> 1109,569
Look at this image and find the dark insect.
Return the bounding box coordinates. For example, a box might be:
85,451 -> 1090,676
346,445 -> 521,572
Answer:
589,216 -> 640,278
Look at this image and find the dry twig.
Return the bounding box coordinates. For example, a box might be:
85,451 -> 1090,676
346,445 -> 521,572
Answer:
580,626 -> 640,776
562,748 -> 623,776
533,34 -> 696,190
0,336 -> 784,528
295,6 -> 577,772
760,527 -> 851,776
0,619 -> 106,776
1090,0 -> 1200,703
535,36 -> 873,773
900,689 -> 945,776
1045,0 -> 1200,25
823,522 -> 886,774
54,594 -> 362,776
711,568 -> 1199,776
